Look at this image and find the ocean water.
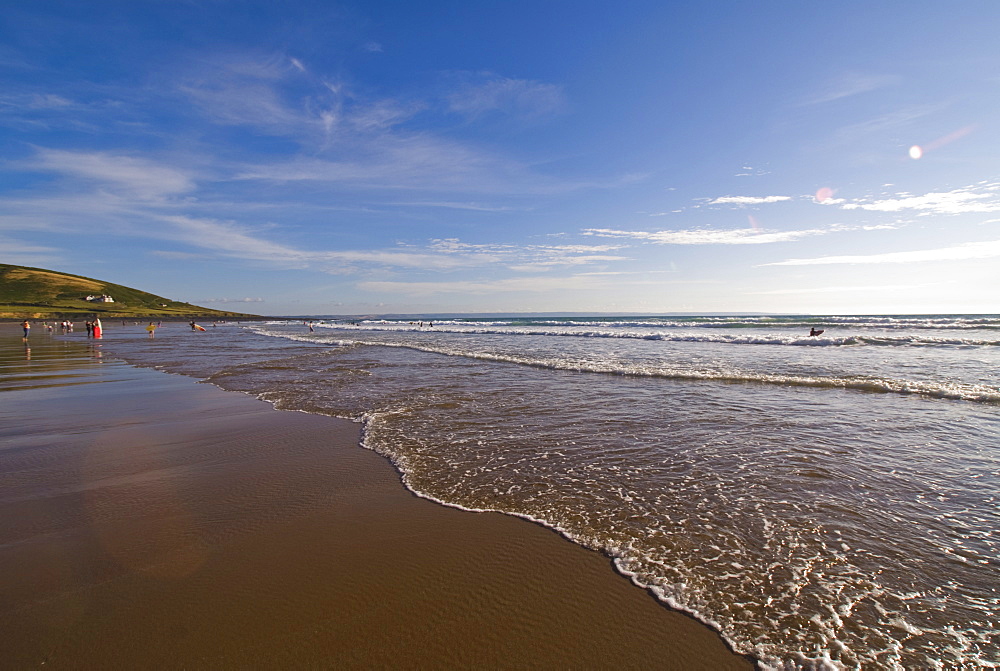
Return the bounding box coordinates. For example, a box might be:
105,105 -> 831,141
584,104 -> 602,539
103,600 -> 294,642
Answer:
98,315 -> 999,669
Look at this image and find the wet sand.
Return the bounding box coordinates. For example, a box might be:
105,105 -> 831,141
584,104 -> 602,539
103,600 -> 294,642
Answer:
0,325 -> 754,669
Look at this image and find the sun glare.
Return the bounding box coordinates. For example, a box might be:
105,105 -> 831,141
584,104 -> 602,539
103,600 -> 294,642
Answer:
909,145 -> 923,160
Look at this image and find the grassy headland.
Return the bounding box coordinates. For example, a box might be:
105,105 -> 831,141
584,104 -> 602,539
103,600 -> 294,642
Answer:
0,263 -> 261,320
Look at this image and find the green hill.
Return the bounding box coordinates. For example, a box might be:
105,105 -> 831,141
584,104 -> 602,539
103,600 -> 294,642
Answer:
0,264 -> 261,319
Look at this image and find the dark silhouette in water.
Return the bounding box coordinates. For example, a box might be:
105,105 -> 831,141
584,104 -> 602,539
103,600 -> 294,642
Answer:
809,328 -> 824,336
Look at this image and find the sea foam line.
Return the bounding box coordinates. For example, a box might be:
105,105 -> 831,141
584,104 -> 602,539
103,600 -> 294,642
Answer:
313,322 -> 1000,348
347,316 -> 1000,330
248,326 -> 1000,405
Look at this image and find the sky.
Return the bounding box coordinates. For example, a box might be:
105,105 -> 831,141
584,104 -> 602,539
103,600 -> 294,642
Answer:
2,0 -> 1000,316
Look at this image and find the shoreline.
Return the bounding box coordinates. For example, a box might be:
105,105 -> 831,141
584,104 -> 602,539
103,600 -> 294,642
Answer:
0,324 -> 755,668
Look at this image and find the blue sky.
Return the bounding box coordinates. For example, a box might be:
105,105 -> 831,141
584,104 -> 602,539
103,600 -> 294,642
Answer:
2,1 -> 999,316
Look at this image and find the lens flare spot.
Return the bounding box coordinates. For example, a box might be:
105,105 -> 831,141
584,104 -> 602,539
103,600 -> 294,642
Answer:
909,145 -> 923,160
815,187 -> 834,203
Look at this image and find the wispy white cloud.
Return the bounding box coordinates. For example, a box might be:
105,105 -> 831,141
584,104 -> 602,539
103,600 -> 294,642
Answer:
27,148 -> 196,199
234,149 -> 509,192
734,165 -> 771,177
763,239 -> 1000,266
179,76 -> 304,134
832,104 -> 941,142
54,202 -> 622,275
175,53 -> 423,141
583,227 -> 826,245
3,146 -> 626,277
155,215 -> 505,271
357,269 -> 711,297
429,239 -> 621,255
427,238 -> 628,271
345,99 -> 425,132
575,269 -> 681,277
507,255 -> 628,272
708,195 -> 792,206
0,235 -> 62,266
359,274 -> 604,296
389,201 -> 520,212
840,184 -> 1000,215
233,132 -> 599,194
750,283 -> 934,295
799,73 -> 896,106
0,92 -> 76,111
167,55 -> 607,196
447,74 -> 565,120
0,92 -> 83,132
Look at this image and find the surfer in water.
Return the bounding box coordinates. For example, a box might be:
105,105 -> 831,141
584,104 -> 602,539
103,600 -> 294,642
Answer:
809,327 -> 824,337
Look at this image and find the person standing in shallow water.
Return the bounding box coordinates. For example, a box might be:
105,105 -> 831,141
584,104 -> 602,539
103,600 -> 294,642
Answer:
21,320 -> 30,341
146,322 -> 157,338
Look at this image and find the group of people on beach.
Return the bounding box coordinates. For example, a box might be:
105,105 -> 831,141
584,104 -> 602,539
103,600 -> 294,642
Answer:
17,318 -> 164,341
20,320 -> 65,340
21,320 -> 80,337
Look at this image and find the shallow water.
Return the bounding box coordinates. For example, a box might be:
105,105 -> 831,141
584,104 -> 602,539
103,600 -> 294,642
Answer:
95,315 -> 1000,669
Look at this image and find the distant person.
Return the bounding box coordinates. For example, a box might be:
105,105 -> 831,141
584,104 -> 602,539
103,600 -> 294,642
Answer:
21,320 -> 30,341
189,320 -> 197,331
146,322 -> 157,338
85,321 -> 94,337
809,327 -> 824,337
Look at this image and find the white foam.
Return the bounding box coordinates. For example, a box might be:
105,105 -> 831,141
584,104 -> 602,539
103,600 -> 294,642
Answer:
247,324 -> 1000,405
310,321 -> 1000,349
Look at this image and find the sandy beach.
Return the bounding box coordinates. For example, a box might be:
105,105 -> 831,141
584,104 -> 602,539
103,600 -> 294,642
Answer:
0,324 -> 753,669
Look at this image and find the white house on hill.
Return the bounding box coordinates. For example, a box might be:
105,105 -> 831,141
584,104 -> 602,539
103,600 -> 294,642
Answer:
85,294 -> 115,303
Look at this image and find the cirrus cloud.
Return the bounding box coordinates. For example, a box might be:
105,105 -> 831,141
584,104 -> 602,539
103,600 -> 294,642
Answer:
447,74 -> 566,120
583,227 -> 826,245
762,239 -> 1000,266
707,195 -> 792,205
841,187 -> 1000,215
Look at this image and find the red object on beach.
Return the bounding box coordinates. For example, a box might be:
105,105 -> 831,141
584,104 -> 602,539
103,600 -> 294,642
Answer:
93,319 -> 103,338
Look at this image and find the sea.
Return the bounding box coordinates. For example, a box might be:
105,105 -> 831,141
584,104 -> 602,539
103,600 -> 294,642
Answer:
96,314 -> 999,670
